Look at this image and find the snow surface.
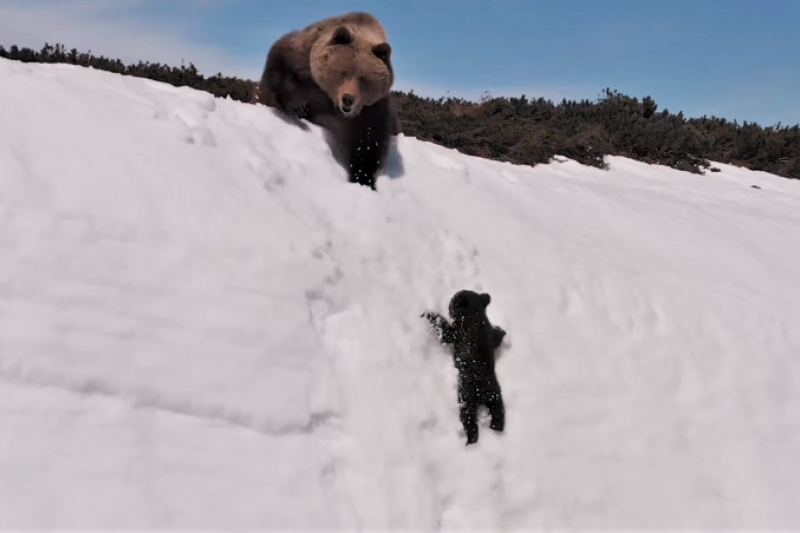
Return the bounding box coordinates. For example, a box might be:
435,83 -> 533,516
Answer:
2,57 -> 800,530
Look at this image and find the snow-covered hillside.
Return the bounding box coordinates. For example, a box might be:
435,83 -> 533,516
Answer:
2,57 -> 800,530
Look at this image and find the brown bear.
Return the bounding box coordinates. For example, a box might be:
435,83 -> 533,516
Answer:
423,290 -> 507,445
255,12 -> 400,190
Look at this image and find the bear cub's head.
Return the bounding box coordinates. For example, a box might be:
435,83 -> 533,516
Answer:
448,290 -> 492,321
311,25 -> 393,117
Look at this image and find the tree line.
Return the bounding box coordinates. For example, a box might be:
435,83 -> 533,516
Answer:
2,42 -> 798,180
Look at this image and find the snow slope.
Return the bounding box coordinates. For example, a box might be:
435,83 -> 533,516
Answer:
2,57 -> 800,530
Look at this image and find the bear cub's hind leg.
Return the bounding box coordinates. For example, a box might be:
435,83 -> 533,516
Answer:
485,385 -> 505,433
459,392 -> 480,446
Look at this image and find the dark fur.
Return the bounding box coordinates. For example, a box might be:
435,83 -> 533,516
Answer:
256,34 -> 334,126
255,17 -> 400,190
423,290 -> 507,445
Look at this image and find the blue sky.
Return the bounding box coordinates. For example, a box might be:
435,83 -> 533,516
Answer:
1,0 -> 798,126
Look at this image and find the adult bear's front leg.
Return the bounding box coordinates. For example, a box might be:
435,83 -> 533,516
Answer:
344,97 -> 394,190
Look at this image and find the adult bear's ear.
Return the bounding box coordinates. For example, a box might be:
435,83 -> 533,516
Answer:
480,293 -> 491,307
372,42 -> 391,61
331,26 -> 353,45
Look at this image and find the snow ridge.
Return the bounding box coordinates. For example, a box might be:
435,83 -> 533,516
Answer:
2,57 -> 800,530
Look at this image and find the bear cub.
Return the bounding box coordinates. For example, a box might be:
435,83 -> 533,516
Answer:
423,290 -> 507,445
255,11 -> 399,190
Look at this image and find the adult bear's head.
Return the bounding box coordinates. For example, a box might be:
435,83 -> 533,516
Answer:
310,21 -> 394,117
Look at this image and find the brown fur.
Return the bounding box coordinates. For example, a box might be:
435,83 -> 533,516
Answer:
307,12 -> 393,115
255,12 -> 400,190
